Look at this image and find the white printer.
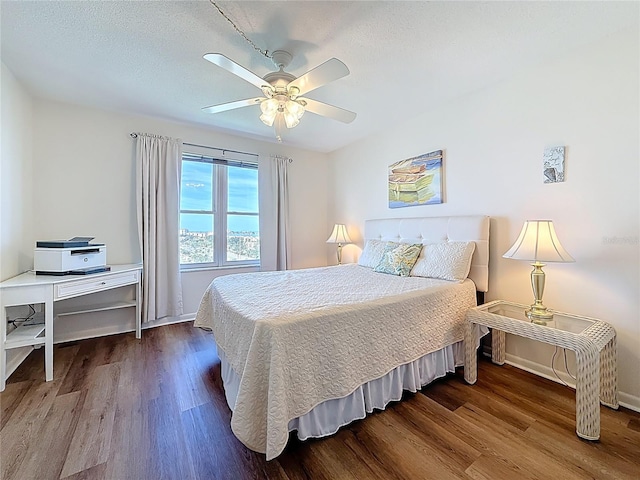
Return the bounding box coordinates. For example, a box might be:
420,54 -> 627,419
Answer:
34,237 -> 108,275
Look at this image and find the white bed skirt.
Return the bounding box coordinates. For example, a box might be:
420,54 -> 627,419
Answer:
217,336 -> 483,442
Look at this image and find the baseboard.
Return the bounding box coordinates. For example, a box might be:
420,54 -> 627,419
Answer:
142,312 -> 196,330
53,312 -> 196,344
503,353 -> 640,413
619,391 -> 640,412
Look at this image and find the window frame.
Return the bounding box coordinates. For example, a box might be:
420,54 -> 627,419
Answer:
179,151 -> 259,270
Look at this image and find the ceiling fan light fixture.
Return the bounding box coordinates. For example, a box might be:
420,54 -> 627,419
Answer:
259,112 -> 276,127
283,111 -> 300,129
285,100 -> 305,119
259,98 -> 279,126
282,99 -> 304,128
288,86 -> 301,99
260,98 -> 279,115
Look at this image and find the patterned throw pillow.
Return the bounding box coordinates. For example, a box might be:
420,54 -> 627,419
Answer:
374,243 -> 423,276
410,241 -> 476,282
358,240 -> 395,268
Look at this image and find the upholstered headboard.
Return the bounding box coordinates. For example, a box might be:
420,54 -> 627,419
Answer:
364,215 -> 490,292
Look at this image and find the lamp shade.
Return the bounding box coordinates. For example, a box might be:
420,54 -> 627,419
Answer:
503,220 -> 574,263
326,224 -> 352,244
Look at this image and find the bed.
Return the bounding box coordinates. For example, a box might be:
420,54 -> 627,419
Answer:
194,215 -> 490,460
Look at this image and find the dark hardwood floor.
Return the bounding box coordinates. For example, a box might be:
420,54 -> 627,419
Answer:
1,322 -> 639,480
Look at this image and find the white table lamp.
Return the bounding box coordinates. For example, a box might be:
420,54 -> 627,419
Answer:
503,220 -> 574,324
326,224 -> 352,265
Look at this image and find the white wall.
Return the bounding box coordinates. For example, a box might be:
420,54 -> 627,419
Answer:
328,29 -> 640,408
1,63 -> 36,369
1,63 -> 34,281
27,100 -> 329,337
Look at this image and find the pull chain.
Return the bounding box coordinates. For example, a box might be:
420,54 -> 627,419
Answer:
208,0 -> 273,59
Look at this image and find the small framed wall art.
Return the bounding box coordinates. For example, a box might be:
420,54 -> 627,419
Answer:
543,146 -> 565,183
388,150 -> 443,208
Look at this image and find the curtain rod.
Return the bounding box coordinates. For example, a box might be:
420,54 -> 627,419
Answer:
270,154 -> 293,164
129,132 -> 258,158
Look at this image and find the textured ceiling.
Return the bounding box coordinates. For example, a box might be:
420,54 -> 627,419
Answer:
1,1 -> 637,153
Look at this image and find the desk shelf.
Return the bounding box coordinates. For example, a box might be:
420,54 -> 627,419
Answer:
55,300 -> 137,318
6,324 -> 46,349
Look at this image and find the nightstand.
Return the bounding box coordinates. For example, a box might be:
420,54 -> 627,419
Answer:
464,300 -> 618,441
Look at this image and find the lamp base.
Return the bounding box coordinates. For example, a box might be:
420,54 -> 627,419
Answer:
526,262 -> 554,325
526,303 -> 554,325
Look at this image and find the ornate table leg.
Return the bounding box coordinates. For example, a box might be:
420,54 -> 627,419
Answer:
464,320 -> 478,384
575,341 -> 600,440
599,335 -> 619,409
491,329 -> 506,365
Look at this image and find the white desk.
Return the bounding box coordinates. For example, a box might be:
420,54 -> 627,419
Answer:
0,264 -> 142,391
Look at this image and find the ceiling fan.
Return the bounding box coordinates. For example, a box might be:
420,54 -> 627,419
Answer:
202,50 -> 356,142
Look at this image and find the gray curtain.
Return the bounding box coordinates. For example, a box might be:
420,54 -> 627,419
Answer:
135,133 -> 183,322
258,155 -> 291,271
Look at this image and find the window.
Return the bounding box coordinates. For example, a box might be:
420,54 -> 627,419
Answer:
179,151 -> 259,268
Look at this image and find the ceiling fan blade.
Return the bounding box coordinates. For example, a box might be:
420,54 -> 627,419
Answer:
301,98 -> 357,124
202,97 -> 263,114
288,58 -> 350,96
203,53 -> 268,90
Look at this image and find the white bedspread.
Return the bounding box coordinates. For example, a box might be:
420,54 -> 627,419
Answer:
194,264 -> 476,460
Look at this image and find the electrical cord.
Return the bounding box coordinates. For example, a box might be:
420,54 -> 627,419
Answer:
7,304 -> 41,327
551,346 -> 570,387
551,346 -> 576,386
208,0 -> 273,59
563,348 -> 577,381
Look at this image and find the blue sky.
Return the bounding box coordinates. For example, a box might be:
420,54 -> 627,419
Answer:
180,161 -> 258,233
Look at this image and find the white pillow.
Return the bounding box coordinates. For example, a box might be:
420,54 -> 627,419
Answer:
410,241 -> 476,282
358,240 -> 396,268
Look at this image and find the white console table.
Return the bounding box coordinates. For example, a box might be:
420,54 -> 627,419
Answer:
464,300 -> 618,441
0,264 -> 142,391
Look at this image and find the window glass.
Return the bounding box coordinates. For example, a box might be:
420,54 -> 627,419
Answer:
180,213 -> 213,264
181,161 -> 213,211
227,215 -> 260,261
179,153 -> 259,268
227,166 -> 258,213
